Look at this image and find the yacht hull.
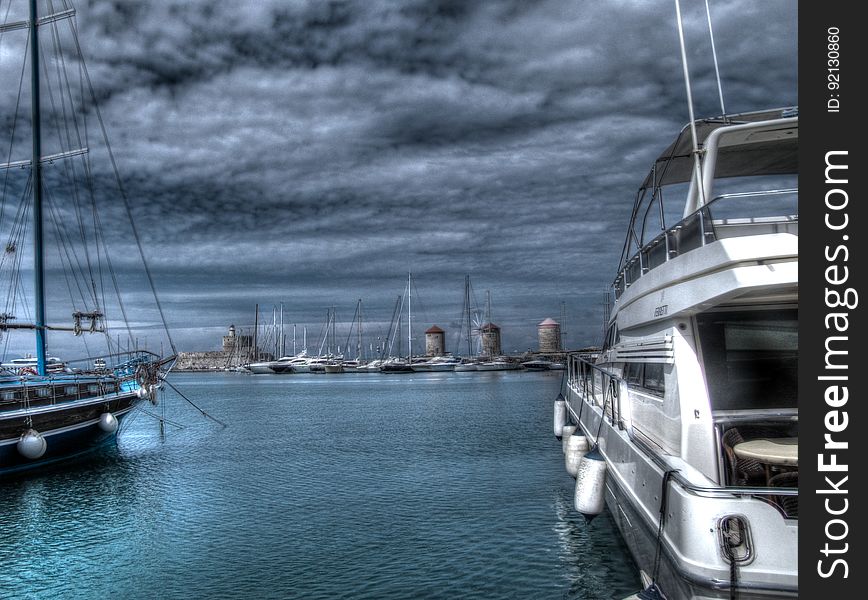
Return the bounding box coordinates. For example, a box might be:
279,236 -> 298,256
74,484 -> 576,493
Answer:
410,364 -> 456,372
565,384 -> 798,600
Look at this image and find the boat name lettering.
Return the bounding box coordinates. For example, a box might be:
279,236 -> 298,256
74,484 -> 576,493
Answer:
652,304 -> 668,318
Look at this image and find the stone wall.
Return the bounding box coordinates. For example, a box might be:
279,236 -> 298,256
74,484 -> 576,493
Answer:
175,351 -> 233,371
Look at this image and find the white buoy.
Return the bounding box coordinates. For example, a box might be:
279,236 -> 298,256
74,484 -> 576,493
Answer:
565,433 -> 590,477
17,429 -> 47,459
561,425 -> 577,454
574,446 -> 607,520
136,385 -> 149,399
148,385 -> 159,406
553,394 -> 567,440
98,412 -> 119,433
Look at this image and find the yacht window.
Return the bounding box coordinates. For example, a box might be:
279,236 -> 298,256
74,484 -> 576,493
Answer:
2,390 -> 17,401
87,384 -> 101,394
697,309 -> 797,410
643,363 -> 665,396
623,363 -> 643,385
65,386 -> 78,395
36,387 -> 53,398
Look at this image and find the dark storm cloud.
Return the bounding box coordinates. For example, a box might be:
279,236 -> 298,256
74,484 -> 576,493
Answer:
1,0 -> 797,354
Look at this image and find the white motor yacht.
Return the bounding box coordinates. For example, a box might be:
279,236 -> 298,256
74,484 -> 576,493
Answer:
562,108 -> 798,599
411,356 -> 460,372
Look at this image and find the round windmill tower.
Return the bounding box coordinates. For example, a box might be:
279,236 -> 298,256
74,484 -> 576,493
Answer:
425,325 -> 446,356
537,318 -> 561,353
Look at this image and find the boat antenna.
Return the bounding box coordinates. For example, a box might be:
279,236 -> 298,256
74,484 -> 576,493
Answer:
674,0 -> 707,209
704,0 -> 726,117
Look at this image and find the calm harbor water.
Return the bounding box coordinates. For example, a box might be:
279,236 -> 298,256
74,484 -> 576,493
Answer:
1,371 -> 639,599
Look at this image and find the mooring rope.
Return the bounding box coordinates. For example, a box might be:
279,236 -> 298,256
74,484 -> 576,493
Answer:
650,470 -> 679,587
135,407 -> 185,430
160,376 -> 228,429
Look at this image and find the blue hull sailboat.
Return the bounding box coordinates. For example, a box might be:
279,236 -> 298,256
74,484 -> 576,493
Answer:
0,1 -> 173,475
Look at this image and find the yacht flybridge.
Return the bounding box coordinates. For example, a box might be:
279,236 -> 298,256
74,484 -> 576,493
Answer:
559,108 -> 798,599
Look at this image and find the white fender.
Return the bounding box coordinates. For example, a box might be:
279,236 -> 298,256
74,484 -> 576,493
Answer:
574,446 -> 607,520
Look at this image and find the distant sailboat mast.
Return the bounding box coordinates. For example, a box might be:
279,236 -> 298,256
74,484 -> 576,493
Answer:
252,304 -> 259,362
357,298 -> 363,360
465,276 -> 472,357
407,272 -> 412,360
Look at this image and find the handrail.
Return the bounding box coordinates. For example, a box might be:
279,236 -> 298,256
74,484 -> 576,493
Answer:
566,352 -> 798,500
568,353 -> 627,430
708,187 -> 797,204
613,187 -> 798,299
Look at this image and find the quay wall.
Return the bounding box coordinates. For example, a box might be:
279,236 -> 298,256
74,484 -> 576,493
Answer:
175,351 -> 232,371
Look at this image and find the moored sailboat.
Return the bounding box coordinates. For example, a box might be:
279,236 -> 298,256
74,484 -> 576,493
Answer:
0,1 -> 172,475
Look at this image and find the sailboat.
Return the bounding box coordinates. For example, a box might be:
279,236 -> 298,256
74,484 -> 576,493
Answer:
380,273 -> 415,373
0,2 -> 173,474
453,275 -> 482,371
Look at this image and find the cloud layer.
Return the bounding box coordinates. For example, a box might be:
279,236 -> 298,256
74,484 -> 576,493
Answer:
0,0 -> 798,356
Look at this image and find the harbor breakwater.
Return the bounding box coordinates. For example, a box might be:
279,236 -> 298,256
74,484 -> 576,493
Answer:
173,351 -> 572,371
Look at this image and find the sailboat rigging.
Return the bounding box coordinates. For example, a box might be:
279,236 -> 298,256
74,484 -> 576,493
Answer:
380,273 -> 415,373
0,0 -> 174,474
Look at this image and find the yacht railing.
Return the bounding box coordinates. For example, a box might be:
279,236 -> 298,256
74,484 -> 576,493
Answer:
613,188 -> 798,300
566,353 -> 797,507
568,352 -> 627,431
0,351 -> 168,411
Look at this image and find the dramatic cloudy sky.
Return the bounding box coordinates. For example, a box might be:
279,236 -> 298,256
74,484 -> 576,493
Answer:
1,0 -> 797,358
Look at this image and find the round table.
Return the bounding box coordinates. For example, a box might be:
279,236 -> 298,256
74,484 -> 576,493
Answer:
733,437 -> 798,467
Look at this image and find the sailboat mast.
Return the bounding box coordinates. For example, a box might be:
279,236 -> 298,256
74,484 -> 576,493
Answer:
30,0 -> 47,376
486,290 -> 491,324
407,272 -> 412,360
357,298 -> 362,360
331,306 -> 336,355
252,304 -> 259,363
279,303 -> 284,357
464,275 -> 472,357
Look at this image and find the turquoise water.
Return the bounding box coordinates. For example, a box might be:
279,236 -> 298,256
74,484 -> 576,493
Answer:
0,371 -> 640,599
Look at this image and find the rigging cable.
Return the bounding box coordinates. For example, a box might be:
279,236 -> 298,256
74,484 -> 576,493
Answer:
704,0 -> 727,118
45,12 -> 101,309
0,25 -> 30,232
64,14 -> 177,356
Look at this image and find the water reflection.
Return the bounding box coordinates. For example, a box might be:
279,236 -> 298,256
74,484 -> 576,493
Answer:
2,372 -> 640,598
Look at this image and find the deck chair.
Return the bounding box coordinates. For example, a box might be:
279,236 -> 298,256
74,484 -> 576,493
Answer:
721,427 -> 766,485
769,471 -> 798,518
